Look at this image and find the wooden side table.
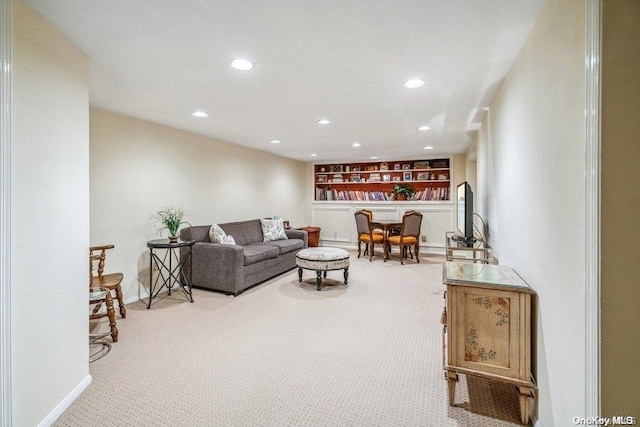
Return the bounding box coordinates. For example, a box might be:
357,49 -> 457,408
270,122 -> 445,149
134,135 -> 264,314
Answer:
442,261 -> 536,425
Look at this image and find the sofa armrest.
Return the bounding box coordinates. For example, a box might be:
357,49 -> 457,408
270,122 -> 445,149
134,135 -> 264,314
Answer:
285,229 -> 308,248
188,242 -> 245,293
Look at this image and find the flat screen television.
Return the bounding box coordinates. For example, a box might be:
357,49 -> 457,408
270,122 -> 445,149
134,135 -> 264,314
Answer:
456,182 -> 474,243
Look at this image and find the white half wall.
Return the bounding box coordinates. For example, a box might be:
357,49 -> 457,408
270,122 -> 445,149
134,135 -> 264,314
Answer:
477,0 -> 586,424
11,0 -> 90,425
89,108 -> 312,303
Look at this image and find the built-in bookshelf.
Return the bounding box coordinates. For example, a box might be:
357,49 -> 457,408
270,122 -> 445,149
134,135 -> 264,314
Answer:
314,158 -> 451,201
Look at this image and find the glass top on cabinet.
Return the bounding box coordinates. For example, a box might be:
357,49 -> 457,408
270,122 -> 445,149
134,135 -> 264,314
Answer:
443,261 -> 535,293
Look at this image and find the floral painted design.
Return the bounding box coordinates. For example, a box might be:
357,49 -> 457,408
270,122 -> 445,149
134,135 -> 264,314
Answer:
472,296 -> 509,326
465,329 -> 496,362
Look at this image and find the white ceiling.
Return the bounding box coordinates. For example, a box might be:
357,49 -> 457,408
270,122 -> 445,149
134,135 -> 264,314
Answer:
25,0 -> 543,163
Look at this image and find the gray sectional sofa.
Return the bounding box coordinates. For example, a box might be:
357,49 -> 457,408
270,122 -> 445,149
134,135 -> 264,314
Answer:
179,220 -> 308,295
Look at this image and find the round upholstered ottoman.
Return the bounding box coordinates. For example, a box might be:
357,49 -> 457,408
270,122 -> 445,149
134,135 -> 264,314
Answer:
296,247 -> 350,291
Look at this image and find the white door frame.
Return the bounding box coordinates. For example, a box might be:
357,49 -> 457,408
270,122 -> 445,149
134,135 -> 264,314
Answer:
0,0 -> 12,425
585,0 -> 601,417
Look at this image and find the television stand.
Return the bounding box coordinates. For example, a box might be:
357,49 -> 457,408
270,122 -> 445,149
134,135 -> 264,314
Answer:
451,234 -> 477,247
446,232 -> 494,264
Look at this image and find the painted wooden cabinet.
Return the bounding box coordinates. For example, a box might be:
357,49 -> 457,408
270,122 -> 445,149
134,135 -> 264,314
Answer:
442,261 -> 536,425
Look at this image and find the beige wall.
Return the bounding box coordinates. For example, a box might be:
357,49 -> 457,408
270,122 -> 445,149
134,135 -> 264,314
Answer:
90,108 -> 312,304
12,0 -> 90,425
601,0 -> 640,417
477,0 -> 586,424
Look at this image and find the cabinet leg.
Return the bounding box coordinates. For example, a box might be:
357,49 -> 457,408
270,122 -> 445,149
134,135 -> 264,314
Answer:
298,267 -> 303,282
518,386 -> 533,425
445,371 -> 458,406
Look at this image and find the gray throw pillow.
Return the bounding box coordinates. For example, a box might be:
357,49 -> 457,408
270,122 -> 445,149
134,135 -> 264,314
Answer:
260,218 -> 288,242
209,224 -> 227,243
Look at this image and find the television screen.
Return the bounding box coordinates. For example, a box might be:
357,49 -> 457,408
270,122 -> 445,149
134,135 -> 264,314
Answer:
456,182 -> 473,240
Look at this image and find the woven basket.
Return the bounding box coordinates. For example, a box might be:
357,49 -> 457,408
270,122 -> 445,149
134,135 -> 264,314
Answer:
301,226 -> 321,247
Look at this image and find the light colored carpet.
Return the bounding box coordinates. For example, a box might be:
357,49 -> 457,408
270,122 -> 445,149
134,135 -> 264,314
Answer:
57,252 -> 523,426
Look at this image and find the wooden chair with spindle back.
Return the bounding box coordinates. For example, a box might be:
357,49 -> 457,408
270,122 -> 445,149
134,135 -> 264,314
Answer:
90,245 -> 126,319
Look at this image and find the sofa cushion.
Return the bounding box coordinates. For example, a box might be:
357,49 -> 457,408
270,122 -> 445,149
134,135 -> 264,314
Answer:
219,223 -> 248,246
260,218 -> 288,242
243,244 -> 279,266
263,238 -> 304,254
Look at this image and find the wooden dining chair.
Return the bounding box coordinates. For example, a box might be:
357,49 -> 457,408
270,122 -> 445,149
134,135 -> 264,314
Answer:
385,210 -> 423,264
357,210 -> 384,256
355,210 -> 384,261
90,245 -> 126,318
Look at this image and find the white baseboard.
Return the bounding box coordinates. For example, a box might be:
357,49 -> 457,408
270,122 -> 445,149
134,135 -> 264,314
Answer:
38,374 -> 92,427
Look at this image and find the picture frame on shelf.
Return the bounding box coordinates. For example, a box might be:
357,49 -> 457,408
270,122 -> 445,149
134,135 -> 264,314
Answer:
402,164 -> 410,170
403,172 -> 412,181
392,176 -> 401,182
438,174 -> 448,180
352,166 -> 361,172
382,174 -> 391,182
417,172 -> 428,180
394,164 -> 401,170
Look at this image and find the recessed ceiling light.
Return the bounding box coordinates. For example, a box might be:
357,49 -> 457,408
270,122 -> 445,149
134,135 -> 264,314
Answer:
230,59 -> 255,71
352,142 -> 361,147
424,146 -> 434,150
310,153 -> 318,157
270,139 -> 281,144
403,79 -> 425,89
317,119 -> 331,125
418,125 -> 431,131
370,156 -> 378,160
192,111 -> 208,118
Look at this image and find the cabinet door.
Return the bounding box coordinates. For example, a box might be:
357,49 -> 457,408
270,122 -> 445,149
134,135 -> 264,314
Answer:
453,286 -> 521,379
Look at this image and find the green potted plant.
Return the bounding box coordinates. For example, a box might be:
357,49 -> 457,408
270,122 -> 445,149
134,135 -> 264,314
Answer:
390,183 -> 416,201
154,206 -> 190,243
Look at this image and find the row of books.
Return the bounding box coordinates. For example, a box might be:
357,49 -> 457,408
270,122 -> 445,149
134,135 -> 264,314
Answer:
414,187 -> 449,201
315,187 -> 450,201
315,188 -> 391,201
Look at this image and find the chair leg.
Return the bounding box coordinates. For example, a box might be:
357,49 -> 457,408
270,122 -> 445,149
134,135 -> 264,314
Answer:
104,292 -> 118,343
357,240 -> 362,258
415,243 -> 420,263
400,245 -> 404,265
369,243 -> 373,262
114,284 -> 126,318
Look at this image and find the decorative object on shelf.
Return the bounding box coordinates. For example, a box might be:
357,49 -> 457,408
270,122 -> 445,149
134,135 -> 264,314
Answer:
391,183 -> 416,201
432,160 -> 448,168
380,162 -> 388,170
414,161 -> 431,169
382,174 -> 391,182
394,164 -> 401,170
392,176 -> 401,181
402,164 -> 410,170
417,172 -> 428,180
154,205 -> 190,243
403,171 -> 412,181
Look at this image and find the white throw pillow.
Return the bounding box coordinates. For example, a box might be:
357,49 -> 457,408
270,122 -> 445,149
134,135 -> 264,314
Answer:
209,223 -> 227,243
260,218 -> 288,242
222,235 -> 236,245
